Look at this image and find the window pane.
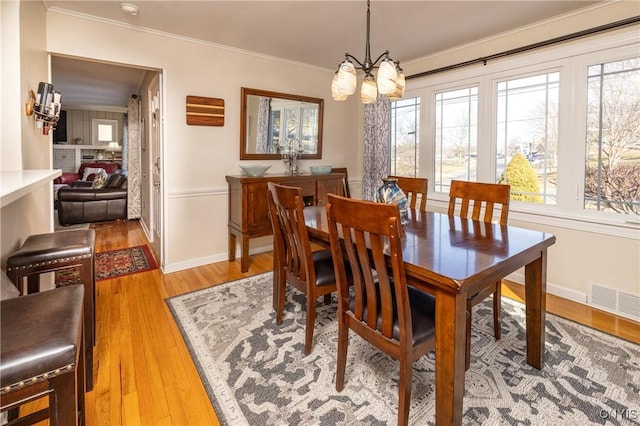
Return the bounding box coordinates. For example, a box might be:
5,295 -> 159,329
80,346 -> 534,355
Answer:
97,124 -> 113,142
496,72 -> 559,204
585,57 -> 640,215
390,97 -> 420,176
434,87 -> 478,193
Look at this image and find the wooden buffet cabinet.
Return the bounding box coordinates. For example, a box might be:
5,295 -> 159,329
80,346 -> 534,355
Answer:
226,173 -> 345,272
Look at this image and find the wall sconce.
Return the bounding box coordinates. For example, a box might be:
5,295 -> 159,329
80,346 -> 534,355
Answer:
25,82 -> 62,135
107,141 -> 122,160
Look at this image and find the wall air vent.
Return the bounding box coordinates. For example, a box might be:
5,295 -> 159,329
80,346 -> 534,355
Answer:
589,282 -> 640,322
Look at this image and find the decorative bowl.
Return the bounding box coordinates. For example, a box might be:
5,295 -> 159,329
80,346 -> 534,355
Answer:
240,165 -> 271,177
310,165 -> 332,175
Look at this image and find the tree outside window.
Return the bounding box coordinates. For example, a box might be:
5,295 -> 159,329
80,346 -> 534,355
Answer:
496,72 -> 559,204
585,57 -> 640,215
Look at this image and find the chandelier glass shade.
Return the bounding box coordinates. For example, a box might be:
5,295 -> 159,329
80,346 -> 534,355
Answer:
331,0 -> 405,104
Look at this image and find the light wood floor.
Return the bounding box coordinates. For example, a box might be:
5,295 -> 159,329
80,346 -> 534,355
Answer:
27,219 -> 640,425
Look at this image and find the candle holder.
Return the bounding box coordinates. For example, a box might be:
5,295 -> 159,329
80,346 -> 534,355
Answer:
281,139 -> 302,175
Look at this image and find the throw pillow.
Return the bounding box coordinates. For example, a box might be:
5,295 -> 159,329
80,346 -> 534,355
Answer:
82,167 -> 106,181
91,170 -> 108,189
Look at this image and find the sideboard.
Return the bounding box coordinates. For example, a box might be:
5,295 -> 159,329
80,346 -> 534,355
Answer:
226,173 -> 345,272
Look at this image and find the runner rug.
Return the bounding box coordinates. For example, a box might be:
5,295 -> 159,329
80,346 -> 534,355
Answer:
56,244 -> 158,284
166,272 -> 640,425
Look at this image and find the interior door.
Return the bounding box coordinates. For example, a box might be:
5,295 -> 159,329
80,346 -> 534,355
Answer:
149,75 -> 163,263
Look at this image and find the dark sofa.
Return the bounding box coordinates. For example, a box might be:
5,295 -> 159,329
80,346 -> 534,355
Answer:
55,162 -> 121,185
57,170 -> 128,226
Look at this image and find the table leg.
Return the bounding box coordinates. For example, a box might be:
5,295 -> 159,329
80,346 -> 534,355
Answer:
525,250 -> 547,369
435,288 -> 466,425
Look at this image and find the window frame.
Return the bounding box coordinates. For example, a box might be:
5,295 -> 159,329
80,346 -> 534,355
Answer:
91,118 -> 118,145
403,27 -> 639,238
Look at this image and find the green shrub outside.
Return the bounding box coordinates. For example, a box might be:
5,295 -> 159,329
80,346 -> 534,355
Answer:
499,152 -> 543,203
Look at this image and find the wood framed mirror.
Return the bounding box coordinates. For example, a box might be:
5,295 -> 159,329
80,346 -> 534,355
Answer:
240,87 -> 324,160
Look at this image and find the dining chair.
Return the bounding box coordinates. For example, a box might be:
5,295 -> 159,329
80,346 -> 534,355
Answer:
331,167 -> 351,198
448,179 -> 511,370
387,175 -> 428,210
326,194 -> 436,426
267,182 -> 338,355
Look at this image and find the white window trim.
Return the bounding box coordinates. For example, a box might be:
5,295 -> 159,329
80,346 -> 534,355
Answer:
405,27 -> 640,239
91,118 -> 118,145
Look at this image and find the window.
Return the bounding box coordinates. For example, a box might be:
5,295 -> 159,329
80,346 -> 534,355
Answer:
496,72 -> 559,204
391,28 -> 638,229
434,87 -> 478,193
389,97 -> 420,176
92,119 -> 118,145
585,58 -> 640,215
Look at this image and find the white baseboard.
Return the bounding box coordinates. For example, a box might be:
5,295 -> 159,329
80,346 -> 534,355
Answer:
163,243 -> 273,274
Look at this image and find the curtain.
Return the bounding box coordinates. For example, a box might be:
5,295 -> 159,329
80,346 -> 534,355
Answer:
122,114 -> 128,168
256,97 -> 270,153
127,95 -> 141,219
362,95 -> 391,201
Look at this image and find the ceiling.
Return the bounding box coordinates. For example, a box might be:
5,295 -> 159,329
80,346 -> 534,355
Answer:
46,0 -> 602,110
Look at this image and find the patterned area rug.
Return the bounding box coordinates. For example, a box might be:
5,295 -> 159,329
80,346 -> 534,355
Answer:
55,244 -> 158,284
167,273 -> 640,426
95,244 -> 158,280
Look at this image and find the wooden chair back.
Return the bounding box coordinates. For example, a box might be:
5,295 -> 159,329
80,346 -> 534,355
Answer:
448,180 -> 510,225
326,193 -> 435,425
331,167 -> 351,198
447,179 -> 511,371
387,176 -> 428,210
268,182 -> 339,354
267,182 -> 315,291
327,194 -> 414,357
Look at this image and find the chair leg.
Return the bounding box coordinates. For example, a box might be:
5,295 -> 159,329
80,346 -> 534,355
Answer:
77,259 -> 95,391
272,265 -> 281,312
304,295 -> 316,355
323,293 -> 332,305
397,358 -> 412,426
49,372 -> 78,426
335,320 -> 348,392
276,273 -> 286,324
27,274 -> 40,294
77,324 -> 86,426
465,299 -> 472,371
493,281 -> 502,340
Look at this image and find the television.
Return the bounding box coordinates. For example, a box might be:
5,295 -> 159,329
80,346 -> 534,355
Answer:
53,110 -> 67,143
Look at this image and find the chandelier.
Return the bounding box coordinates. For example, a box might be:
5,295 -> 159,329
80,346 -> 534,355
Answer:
331,0 -> 405,104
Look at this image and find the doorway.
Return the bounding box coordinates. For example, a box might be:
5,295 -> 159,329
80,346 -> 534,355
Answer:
51,56 -> 164,265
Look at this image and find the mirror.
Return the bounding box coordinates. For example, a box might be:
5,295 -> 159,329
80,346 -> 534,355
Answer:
240,87 -> 323,160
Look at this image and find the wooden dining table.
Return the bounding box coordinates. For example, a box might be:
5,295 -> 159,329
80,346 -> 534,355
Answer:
303,205 -> 556,425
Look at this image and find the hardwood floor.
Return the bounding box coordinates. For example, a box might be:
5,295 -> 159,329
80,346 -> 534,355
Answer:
84,220 -> 273,426
25,219 -> 640,424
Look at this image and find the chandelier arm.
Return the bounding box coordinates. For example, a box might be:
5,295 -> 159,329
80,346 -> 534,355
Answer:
370,50 -> 392,69
343,53 -> 367,70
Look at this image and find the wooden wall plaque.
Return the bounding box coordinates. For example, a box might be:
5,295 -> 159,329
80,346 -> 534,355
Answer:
186,96 -> 224,126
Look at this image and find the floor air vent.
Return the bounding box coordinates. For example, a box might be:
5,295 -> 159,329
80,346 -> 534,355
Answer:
589,283 -> 640,322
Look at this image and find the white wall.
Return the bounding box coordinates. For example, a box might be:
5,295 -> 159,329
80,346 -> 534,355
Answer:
45,10 -> 360,270
1,0 -> 55,267
402,1 -> 640,305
